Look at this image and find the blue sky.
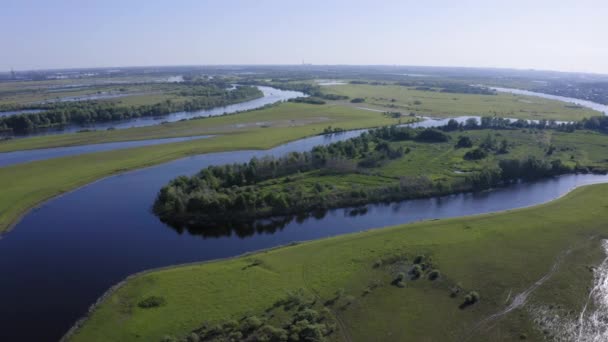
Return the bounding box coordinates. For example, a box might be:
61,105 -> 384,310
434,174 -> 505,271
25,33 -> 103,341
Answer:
2,0 -> 607,74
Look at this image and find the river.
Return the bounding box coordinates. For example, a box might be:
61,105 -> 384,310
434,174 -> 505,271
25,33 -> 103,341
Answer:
2,87 -> 608,341
1,128 -> 608,340
490,86 -> 608,115
0,135 -> 212,167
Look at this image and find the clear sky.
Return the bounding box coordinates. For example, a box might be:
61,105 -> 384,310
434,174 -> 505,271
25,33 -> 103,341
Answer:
2,0 -> 607,74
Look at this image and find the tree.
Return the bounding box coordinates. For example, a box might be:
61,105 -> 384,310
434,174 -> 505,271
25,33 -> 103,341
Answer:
455,136 -> 473,148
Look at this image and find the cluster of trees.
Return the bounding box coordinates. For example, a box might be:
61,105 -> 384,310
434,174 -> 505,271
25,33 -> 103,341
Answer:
288,97 -> 326,105
0,85 -> 262,134
440,115 -> 608,134
180,291 -> 335,342
463,134 -> 509,160
465,156 -> 573,190
319,94 -> 349,101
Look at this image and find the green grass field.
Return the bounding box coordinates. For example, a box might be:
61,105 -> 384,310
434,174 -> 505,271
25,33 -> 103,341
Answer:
69,183 -> 608,341
323,84 -> 600,121
0,103 -> 409,233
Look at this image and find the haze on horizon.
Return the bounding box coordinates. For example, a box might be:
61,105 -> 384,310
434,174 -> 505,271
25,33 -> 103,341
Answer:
2,0 -> 607,75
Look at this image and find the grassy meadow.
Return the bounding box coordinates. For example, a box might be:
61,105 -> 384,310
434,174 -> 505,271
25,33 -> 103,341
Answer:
69,183 -> 608,341
323,84 -> 600,121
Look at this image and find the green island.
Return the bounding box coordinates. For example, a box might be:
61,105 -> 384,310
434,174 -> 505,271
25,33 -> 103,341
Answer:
68,183 -> 608,341
153,117 -> 608,229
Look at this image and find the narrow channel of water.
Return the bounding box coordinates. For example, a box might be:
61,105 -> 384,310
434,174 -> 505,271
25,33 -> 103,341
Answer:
0,109 -> 45,118
0,135 -> 213,168
490,86 -> 608,115
1,127 -> 608,341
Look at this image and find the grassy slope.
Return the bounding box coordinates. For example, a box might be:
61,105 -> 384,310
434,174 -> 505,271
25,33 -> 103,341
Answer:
324,84 -> 600,120
0,103 -> 385,152
70,184 -> 608,342
0,103 -> 407,232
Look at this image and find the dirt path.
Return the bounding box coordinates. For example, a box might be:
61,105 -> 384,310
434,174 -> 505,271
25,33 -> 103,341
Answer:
464,248 -> 572,341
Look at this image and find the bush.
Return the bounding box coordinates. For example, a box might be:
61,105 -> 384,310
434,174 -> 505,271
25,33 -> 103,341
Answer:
137,295 -> 166,308
428,269 -> 441,281
411,264 -> 423,279
350,98 -> 365,103
464,291 -> 480,304
456,136 -> 473,148
242,316 -> 263,331
415,129 -> 450,142
187,333 -> 200,342
464,148 -> 488,160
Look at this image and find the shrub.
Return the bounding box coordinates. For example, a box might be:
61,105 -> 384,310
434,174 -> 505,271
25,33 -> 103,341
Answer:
428,269 -> 441,280
464,148 -> 488,160
350,97 -> 365,103
187,333 -> 200,342
415,129 -> 450,142
456,136 -> 473,148
295,308 -> 319,322
395,272 -> 406,282
411,264 -> 423,279
137,296 -> 166,309
242,316 -> 263,331
464,291 -> 480,304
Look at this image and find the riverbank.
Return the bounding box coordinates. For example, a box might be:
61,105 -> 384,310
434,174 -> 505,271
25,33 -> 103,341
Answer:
0,103 -> 408,233
68,183 -> 608,341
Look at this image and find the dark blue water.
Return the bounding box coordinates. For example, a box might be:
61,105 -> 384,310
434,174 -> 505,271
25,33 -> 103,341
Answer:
0,135 -> 212,167
1,128 -> 608,341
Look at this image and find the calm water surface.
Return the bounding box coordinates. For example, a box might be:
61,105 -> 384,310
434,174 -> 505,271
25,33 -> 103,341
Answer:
1,128 -> 608,341
0,135 -> 213,167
